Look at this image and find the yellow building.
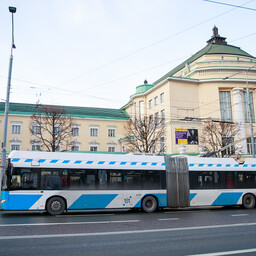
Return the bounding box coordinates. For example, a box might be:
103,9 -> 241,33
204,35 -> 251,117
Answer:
0,103 -> 129,153
0,27 -> 256,155
123,27 -> 256,155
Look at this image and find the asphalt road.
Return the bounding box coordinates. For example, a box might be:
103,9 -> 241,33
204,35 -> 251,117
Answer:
0,207 -> 256,256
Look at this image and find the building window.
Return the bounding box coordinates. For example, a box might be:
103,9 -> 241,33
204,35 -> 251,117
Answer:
161,109 -> 165,126
151,140 -> 156,153
55,141 -> 61,151
149,100 -> 152,109
31,123 -> 41,135
243,91 -> 255,123
160,137 -> 165,154
71,139 -> 80,151
222,136 -> 235,156
12,124 -> 21,134
149,115 -> 153,130
154,112 -> 159,125
90,146 -> 98,152
108,128 -> 116,137
54,125 -> 61,136
31,144 -> 41,151
160,93 -> 164,103
11,143 -> 20,151
219,91 -> 232,122
154,96 -> 158,106
139,101 -> 144,117
90,127 -> 98,137
71,145 -> 80,151
108,146 -> 116,152
71,125 -> 80,136
247,137 -> 256,155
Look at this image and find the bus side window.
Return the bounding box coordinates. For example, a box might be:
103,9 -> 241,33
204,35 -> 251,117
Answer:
123,170 -> 142,190
11,175 -> 21,190
245,171 -> 256,188
69,169 -> 96,190
97,170 -> 107,189
226,172 -> 233,189
21,172 -> 38,189
143,170 -> 161,190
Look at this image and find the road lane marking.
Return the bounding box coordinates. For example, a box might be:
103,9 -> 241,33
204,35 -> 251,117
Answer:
0,222 -> 256,240
186,248 -> 256,256
0,219 -> 139,227
164,210 -> 210,214
56,214 -> 115,217
158,218 -> 179,221
231,214 -> 249,217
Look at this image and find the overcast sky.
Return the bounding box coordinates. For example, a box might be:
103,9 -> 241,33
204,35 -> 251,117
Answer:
0,0 -> 255,109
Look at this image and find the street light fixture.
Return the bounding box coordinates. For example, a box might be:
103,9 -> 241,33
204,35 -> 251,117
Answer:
0,6 -> 17,192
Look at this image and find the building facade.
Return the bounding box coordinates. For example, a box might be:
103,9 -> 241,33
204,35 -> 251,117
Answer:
0,27 -> 256,156
123,27 -> 256,156
0,103 -> 129,153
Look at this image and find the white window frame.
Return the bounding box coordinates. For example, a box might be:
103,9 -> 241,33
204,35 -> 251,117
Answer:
154,112 -> 159,125
149,99 -> 152,109
12,124 -> 21,134
154,96 -> 158,106
54,124 -> 61,136
108,128 -> 116,137
90,146 -> 98,152
90,126 -> 99,137
161,109 -> 165,126
139,100 -> 144,117
160,137 -> 165,154
219,91 -> 232,122
11,143 -> 21,151
31,123 -> 41,135
71,125 -> 80,136
71,145 -> 80,151
243,91 -> 255,123
31,143 -> 41,151
108,146 -> 116,152
160,93 -> 164,103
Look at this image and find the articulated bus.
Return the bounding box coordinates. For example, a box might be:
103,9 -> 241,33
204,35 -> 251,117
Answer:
1,151 -> 256,215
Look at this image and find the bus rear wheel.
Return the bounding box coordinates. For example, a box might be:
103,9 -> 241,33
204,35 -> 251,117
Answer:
46,197 -> 66,215
242,194 -> 255,209
142,196 -> 158,213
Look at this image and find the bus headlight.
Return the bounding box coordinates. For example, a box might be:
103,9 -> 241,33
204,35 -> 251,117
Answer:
0,199 -> 7,204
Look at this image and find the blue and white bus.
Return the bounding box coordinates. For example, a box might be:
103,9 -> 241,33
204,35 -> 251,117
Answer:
1,151 -> 256,215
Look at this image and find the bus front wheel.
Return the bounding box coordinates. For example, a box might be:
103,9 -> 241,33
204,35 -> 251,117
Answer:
46,197 -> 66,215
142,196 -> 158,213
242,194 -> 255,209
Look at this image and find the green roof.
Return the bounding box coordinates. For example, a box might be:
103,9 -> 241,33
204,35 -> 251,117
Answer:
0,102 -> 130,120
154,43 -> 255,85
135,83 -> 154,94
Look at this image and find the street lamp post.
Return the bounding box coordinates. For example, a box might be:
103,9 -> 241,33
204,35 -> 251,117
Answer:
0,6 -> 17,192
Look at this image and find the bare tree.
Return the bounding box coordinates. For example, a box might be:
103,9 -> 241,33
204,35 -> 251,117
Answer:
200,120 -> 241,157
30,105 -> 74,152
123,115 -> 166,154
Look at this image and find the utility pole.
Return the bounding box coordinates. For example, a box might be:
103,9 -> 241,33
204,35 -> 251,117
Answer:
0,6 -> 17,192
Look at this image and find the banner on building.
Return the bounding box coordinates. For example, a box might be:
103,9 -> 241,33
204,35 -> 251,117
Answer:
175,128 -> 198,145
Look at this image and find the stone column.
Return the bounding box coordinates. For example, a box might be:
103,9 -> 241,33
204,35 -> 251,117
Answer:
232,88 -> 247,154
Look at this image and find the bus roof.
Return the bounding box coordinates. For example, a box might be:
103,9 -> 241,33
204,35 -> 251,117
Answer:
8,151 -> 256,171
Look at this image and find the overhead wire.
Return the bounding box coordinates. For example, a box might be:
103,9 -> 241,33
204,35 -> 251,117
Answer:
1,0 -> 255,107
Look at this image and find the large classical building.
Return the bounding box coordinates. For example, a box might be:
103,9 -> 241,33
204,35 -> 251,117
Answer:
124,27 -> 256,156
0,27 -> 256,155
